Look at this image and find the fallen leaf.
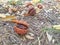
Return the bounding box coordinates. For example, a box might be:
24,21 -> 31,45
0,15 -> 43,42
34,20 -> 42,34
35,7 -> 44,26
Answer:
2,16 -> 16,21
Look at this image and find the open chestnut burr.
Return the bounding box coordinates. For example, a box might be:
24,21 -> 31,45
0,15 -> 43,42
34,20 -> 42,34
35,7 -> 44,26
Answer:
12,20 -> 29,35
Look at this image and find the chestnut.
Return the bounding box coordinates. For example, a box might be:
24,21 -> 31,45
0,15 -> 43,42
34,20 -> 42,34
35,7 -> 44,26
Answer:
24,5 -> 36,16
13,20 -> 29,35
37,3 -> 43,9
28,7 -> 36,16
14,26 -> 28,35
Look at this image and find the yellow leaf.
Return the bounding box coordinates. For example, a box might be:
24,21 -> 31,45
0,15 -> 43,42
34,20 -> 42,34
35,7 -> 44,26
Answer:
53,25 -> 60,28
53,25 -> 60,30
2,16 -> 16,21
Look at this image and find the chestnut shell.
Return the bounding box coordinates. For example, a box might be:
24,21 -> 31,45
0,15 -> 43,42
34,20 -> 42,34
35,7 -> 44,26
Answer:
16,24 -> 28,29
12,20 -> 29,27
14,26 -> 28,35
13,20 -> 29,35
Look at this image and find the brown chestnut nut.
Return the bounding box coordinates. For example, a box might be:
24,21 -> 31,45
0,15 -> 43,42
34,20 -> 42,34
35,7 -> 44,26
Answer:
37,3 -> 43,9
13,20 -> 29,35
14,26 -> 28,35
27,5 -> 36,16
